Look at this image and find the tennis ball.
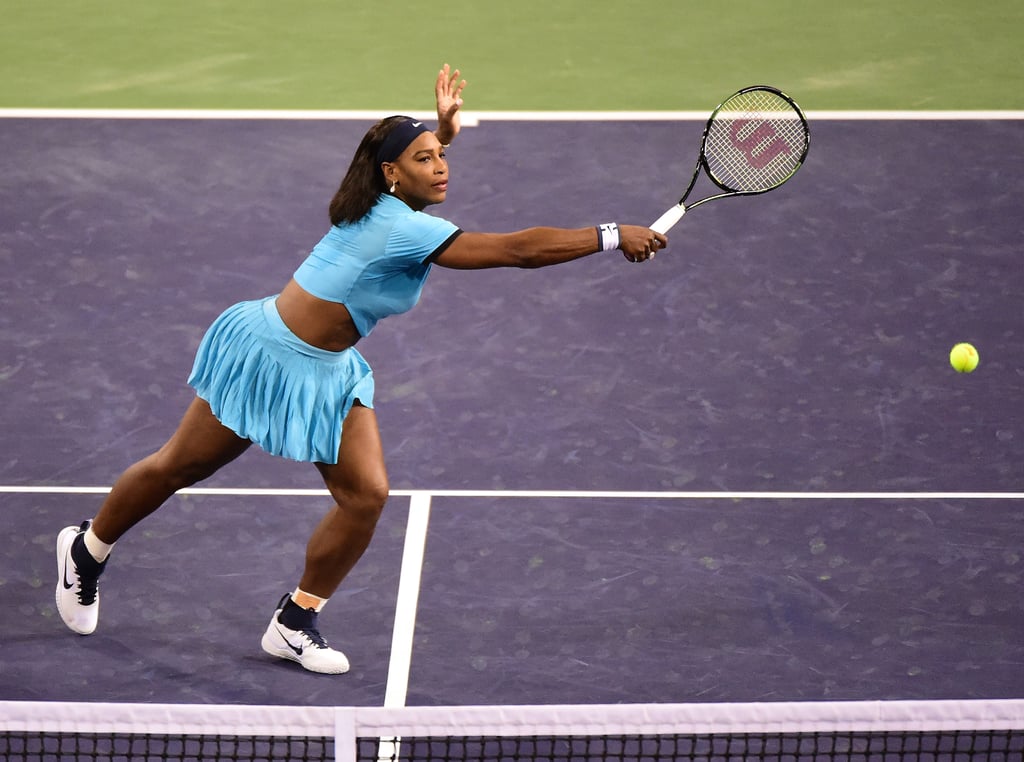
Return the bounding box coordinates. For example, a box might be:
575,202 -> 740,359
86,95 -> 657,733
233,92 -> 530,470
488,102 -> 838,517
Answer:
949,342 -> 979,373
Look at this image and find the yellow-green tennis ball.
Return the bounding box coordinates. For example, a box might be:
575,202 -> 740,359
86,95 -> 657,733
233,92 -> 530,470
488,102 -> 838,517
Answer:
949,342 -> 979,373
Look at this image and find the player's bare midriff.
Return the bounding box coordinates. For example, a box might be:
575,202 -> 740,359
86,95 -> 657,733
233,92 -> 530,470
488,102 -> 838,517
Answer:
276,278 -> 362,352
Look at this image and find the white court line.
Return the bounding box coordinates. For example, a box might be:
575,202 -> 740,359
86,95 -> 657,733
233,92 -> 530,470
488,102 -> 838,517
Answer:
2,108 -> 1024,121
377,493 -> 432,762
1,485 -> 1022,500
384,492 -> 432,708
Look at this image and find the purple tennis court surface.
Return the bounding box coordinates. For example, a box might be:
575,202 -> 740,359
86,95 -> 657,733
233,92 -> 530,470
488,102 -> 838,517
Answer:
1,117 -> 1022,706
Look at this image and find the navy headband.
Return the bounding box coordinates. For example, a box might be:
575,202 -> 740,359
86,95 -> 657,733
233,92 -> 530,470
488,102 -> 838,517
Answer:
377,118 -> 432,165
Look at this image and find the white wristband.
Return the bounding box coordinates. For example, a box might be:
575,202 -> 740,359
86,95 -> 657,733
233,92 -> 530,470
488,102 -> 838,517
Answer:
597,222 -> 620,252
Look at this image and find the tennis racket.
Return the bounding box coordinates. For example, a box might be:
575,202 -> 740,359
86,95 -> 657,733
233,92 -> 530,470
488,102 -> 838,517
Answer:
650,86 -> 810,234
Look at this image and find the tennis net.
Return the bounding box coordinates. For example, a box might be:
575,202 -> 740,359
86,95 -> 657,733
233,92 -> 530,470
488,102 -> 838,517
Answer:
2,698 -> 1022,762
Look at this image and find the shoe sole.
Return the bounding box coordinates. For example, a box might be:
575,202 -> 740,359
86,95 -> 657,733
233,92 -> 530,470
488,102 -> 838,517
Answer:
55,525 -> 96,635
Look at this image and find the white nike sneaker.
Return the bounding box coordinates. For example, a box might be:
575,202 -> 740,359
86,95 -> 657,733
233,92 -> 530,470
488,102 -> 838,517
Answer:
55,521 -> 106,635
260,594 -> 350,674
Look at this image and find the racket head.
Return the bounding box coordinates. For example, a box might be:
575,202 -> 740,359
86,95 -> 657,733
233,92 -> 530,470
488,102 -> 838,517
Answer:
699,86 -> 810,195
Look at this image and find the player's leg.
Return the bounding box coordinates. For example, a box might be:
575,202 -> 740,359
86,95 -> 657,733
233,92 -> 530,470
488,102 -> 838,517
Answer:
261,402 -> 389,673
57,396 -> 251,634
90,396 -> 252,542
304,404 -> 390,595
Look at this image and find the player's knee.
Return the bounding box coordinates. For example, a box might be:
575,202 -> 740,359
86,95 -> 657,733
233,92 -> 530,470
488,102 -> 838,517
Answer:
356,480 -> 389,524
145,450 -> 221,492
332,479 -> 389,526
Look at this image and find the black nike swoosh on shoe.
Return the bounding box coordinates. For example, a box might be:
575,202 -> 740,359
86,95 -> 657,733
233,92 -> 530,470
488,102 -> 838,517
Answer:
275,625 -> 303,655
62,554 -> 76,590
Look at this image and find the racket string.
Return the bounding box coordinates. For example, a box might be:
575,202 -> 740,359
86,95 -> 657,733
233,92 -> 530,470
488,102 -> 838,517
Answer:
703,89 -> 808,192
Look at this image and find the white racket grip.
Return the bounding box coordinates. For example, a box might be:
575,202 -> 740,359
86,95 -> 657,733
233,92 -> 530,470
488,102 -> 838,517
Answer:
650,204 -> 686,234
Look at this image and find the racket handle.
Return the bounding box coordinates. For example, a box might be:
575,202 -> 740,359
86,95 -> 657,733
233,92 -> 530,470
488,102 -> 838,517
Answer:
650,204 -> 686,234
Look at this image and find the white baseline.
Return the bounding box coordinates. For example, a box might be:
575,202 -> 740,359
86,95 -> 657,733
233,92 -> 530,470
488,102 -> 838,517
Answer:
2,109 -> 1024,122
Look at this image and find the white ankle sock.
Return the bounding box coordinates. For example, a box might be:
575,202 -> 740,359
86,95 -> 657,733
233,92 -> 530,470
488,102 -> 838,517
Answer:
83,525 -> 114,563
291,588 -> 328,612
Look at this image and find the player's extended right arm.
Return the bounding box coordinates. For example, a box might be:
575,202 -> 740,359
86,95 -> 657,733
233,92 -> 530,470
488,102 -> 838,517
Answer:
434,226 -> 667,270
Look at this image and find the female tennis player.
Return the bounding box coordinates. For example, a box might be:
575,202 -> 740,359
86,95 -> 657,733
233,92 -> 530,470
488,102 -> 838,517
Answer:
55,65 -> 668,674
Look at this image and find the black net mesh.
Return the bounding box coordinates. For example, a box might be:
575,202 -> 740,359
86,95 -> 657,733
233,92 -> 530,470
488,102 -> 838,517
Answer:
361,729 -> 1022,762
0,731 -> 333,762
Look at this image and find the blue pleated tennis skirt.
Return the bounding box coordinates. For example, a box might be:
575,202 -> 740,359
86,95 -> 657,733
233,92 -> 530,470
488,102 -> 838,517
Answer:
187,296 -> 375,464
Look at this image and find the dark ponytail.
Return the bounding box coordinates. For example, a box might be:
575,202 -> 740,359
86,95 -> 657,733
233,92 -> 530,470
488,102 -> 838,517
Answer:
328,116 -> 410,225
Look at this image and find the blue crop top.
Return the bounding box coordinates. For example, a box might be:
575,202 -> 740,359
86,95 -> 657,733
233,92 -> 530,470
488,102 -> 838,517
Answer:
293,194 -> 462,337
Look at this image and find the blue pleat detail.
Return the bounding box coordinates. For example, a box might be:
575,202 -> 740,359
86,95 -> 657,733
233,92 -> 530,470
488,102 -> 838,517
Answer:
187,296 -> 374,464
